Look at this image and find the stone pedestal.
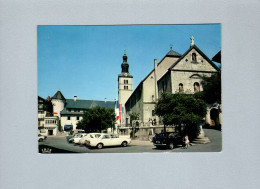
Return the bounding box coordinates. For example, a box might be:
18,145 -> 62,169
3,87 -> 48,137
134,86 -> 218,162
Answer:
192,125 -> 210,144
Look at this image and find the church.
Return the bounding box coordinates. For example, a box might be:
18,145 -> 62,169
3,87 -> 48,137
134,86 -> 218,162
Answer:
118,37 -> 221,139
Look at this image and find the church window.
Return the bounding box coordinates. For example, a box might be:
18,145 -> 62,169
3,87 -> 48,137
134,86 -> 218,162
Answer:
67,116 -> 70,120
179,83 -> 184,92
124,80 -> 128,84
124,86 -> 128,90
77,116 -> 79,120
194,82 -> 200,92
162,81 -> 166,92
192,53 -> 197,62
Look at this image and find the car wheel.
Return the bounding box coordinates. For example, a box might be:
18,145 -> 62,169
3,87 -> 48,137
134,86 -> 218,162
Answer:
169,143 -> 174,149
97,143 -> 103,149
39,138 -> 43,142
121,141 -> 127,147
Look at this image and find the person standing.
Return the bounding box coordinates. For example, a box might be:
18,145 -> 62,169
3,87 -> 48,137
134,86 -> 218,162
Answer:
184,135 -> 189,149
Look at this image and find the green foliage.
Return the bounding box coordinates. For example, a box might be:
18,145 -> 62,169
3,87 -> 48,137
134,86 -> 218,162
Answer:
129,112 -> 140,126
76,106 -> 115,133
129,112 -> 140,139
199,72 -> 221,104
155,93 -> 207,138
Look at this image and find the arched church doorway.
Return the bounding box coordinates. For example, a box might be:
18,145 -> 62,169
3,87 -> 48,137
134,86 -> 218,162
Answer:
210,108 -> 220,126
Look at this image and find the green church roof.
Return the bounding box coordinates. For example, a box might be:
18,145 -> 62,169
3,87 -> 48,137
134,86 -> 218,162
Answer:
60,99 -> 115,115
166,49 -> 182,57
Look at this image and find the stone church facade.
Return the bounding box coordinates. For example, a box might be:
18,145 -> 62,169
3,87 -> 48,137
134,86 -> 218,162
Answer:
120,37 -> 221,138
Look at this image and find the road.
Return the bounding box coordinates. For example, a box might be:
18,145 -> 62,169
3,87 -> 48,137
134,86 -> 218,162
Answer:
38,128 -> 221,153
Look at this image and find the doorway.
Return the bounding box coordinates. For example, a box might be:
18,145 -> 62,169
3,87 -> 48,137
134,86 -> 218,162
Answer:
48,130 -> 53,135
210,108 -> 220,126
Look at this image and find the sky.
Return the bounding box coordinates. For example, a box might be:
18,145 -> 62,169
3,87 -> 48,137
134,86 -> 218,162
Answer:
38,24 -> 221,101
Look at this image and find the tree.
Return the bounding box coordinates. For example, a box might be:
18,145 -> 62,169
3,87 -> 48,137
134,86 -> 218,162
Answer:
199,72 -> 221,104
155,93 -> 207,139
76,106 -> 115,133
129,112 -> 140,139
129,112 -> 140,126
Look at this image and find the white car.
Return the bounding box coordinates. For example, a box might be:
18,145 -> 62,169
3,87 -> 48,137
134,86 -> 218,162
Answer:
38,134 -> 47,142
73,133 -> 88,144
68,133 -> 81,143
85,133 -> 131,149
79,133 -> 102,145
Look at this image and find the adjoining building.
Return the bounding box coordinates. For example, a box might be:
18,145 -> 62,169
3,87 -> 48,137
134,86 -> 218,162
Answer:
38,91 -> 115,135
122,37 -> 221,139
38,96 -> 59,136
124,47 -> 182,124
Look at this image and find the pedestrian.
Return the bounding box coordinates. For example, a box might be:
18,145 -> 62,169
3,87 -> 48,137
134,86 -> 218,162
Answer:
153,119 -> 156,126
149,118 -> 152,126
184,135 -> 189,149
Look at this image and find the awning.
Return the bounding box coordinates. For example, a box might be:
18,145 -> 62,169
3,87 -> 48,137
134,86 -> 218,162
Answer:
64,125 -> 73,130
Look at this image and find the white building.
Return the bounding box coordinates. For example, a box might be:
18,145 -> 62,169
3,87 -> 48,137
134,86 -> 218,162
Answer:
38,96 -> 59,136
38,91 -> 115,135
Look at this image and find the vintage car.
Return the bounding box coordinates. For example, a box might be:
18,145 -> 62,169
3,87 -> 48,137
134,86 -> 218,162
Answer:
73,133 -> 88,144
152,132 -> 183,149
79,133 -> 101,145
85,133 -> 131,149
38,134 -> 47,142
68,133 -> 81,143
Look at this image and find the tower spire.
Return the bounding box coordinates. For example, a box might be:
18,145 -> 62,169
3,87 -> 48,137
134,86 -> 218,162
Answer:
121,51 -> 129,73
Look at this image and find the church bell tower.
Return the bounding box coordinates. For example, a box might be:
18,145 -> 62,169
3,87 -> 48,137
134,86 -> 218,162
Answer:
118,51 -> 133,125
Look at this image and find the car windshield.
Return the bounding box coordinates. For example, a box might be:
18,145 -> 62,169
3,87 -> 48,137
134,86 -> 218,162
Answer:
110,134 -> 118,138
102,135 -> 110,139
155,133 -> 169,138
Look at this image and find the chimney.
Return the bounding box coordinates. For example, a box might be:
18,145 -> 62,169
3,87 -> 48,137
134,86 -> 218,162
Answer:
74,96 -> 77,102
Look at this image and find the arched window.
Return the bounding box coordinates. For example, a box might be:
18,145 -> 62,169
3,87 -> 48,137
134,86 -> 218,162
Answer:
162,81 -> 167,92
179,83 -> 184,92
194,82 -> 200,92
192,53 -> 197,62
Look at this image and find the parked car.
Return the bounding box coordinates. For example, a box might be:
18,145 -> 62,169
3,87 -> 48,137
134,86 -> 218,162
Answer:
79,133 -> 101,145
85,133 -> 131,149
38,134 -> 47,142
68,133 -> 81,143
73,133 -> 88,144
152,132 -> 183,149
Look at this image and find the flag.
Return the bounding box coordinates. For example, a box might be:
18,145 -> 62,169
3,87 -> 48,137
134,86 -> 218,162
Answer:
115,101 -> 119,120
119,104 -> 122,123
122,107 -> 124,121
